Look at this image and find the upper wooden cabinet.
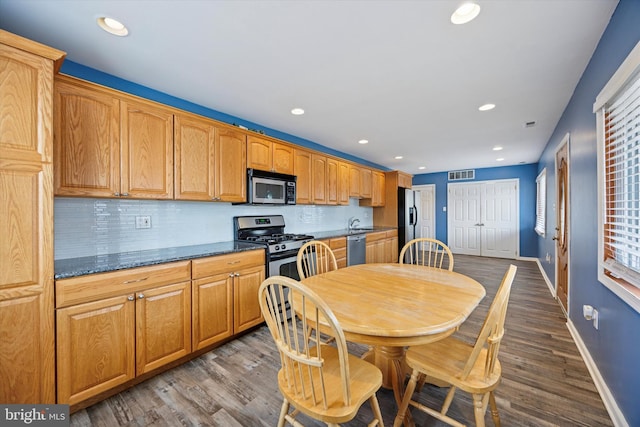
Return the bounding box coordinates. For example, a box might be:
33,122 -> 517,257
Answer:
0,30 -> 65,404
360,167 -> 372,199
327,157 -> 339,205
311,153 -> 327,205
338,161 -> 350,205
294,148 -> 312,204
361,170 -> 386,207
175,114 -> 246,202
247,135 -> 294,175
54,76 -> 174,199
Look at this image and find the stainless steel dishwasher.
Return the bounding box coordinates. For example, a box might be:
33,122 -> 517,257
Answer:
347,234 -> 366,266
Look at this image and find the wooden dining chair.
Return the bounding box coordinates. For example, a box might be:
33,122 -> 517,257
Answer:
393,264 -> 517,427
399,238 -> 454,271
258,276 -> 385,427
297,240 -> 339,280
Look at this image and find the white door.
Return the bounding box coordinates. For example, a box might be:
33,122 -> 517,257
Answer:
414,185 -> 435,239
447,180 -> 518,258
448,183 -> 482,255
481,181 -> 518,258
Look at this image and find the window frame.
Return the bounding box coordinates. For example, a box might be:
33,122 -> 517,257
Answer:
595,41 -> 640,313
535,168 -> 546,237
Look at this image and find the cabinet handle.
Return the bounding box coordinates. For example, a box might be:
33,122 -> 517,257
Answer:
229,273 -> 234,278
227,260 -> 241,265
121,192 -> 129,197
123,277 -> 148,284
234,273 -> 240,277
127,295 -> 134,301
114,192 -> 120,197
137,293 -> 145,299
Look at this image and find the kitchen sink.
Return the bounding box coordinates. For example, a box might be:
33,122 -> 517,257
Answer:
349,227 -> 375,233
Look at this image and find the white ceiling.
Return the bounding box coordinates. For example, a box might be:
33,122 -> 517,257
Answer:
0,0 -> 618,173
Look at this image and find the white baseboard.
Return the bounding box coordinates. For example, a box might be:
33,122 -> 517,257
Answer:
566,320 -> 629,426
533,258 -> 556,297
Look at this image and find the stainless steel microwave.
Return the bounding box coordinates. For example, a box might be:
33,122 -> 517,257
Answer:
247,169 -> 296,205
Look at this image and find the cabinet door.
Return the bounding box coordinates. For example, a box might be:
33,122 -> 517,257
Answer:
360,167 -> 372,199
174,113 -> 216,200
192,273 -> 233,350
338,161 -> 350,205
56,295 -> 135,405
294,149 -> 312,204
135,281 -> 191,375
272,142 -> 294,175
326,157 -> 338,205
121,99 -> 174,199
246,135 -> 272,171
54,78 -> 120,197
216,128 -> 246,202
349,164 -> 361,197
311,154 -> 327,205
233,265 -> 265,333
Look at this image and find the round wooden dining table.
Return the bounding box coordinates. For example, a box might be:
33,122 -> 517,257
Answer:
299,263 -> 486,423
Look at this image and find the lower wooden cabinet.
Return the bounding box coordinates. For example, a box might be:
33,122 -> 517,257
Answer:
366,230 -> 398,264
191,249 -> 265,347
55,261 -> 191,405
321,237 -> 347,268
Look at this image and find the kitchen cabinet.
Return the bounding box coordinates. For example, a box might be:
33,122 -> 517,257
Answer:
327,157 -> 338,205
338,161 -> 350,205
373,171 -> 414,228
321,237 -> 347,268
294,148 -> 312,204
55,75 -> 174,199
0,30 -> 64,404
349,164 -> 361,197
360,167 -> 373,199
55,261 -> 191,405
361,170 -> 386,207
175,113 -> 246,202
191,249 -> 265,348
247,135 -> 294,175
366,230 -> 398,264
312,153 -> 328,204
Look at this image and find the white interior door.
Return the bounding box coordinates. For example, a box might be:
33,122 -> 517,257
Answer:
415,185 -> 435,239
448,183 -> 482,255
447,180 -> 518,258
481,181 -> 518,258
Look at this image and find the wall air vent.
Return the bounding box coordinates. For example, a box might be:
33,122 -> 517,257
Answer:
448,169 -> 475,181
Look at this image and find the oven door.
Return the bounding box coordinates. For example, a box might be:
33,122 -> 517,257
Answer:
269,252 -> 301,280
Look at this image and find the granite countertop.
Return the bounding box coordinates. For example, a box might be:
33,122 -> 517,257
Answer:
54,241 -> 265,280
311,227 -> 396,240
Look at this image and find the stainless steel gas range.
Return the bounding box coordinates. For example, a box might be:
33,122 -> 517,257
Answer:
233,215 -> 314,280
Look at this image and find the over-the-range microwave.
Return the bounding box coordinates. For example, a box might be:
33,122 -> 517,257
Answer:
245,168 -> 296,205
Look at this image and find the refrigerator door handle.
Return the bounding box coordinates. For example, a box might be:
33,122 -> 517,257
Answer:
413,205 -> 418,226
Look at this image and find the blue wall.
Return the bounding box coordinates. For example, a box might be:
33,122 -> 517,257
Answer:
413,163 -> 538,258
536,0 -> 640,425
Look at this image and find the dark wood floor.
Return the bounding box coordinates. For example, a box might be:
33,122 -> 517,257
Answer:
70,255 -> 613,427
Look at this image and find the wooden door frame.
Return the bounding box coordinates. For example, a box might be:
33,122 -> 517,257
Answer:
555,133 -> 570,315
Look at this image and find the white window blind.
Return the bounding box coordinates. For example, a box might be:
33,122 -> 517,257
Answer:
535,169 -> 546,236
602,70 -> 640,288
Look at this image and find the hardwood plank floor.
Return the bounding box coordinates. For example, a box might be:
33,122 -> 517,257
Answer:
70,255 -> 613,426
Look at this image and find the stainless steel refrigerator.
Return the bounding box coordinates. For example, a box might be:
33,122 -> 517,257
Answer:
398,188 -> 421,253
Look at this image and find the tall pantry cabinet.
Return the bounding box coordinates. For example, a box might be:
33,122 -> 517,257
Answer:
0,30 -> 65,403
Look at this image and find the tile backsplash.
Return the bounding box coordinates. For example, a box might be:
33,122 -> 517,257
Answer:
54,197 -> 373,260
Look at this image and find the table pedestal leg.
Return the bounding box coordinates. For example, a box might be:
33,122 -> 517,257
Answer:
363,345 -> 414,427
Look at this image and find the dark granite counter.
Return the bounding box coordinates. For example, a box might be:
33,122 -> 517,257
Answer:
311,227 -> 396,240
54,241 -> 265,280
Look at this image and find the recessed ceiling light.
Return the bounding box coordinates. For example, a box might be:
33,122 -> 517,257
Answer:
451,2 -> 481,25
291,108 -> 305,115
97,16 -> 128,36
493,146 -> 503,151
395,156 -> 403,160
418,166 -> 426,170
496,158 -> 505,162
358,139 -> 369,144
478,103 -> 495,111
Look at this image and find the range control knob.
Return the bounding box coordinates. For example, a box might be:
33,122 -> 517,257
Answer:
281,244 -> 286,250
275,245 -> 280,251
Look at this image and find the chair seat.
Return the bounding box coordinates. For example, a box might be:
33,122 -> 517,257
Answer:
278,345 -> 383,424
405,337 -> 502,394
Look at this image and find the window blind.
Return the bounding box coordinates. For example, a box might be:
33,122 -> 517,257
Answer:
603,72 -> 640,288
535,169 -> 546,236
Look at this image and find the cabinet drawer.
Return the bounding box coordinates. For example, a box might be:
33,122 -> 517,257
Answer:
366,231 -> 388,243
327,237 -> 347,250
386,229 -> 398,238
55,261 -> 191,308
191,249 -> 265,279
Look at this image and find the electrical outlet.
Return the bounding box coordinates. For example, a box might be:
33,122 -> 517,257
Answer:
545,253 -> 551,263
135,215 -> 151,229
592,309 -> 599,330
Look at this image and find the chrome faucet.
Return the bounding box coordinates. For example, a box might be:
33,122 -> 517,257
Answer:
348,217 -> 360,230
